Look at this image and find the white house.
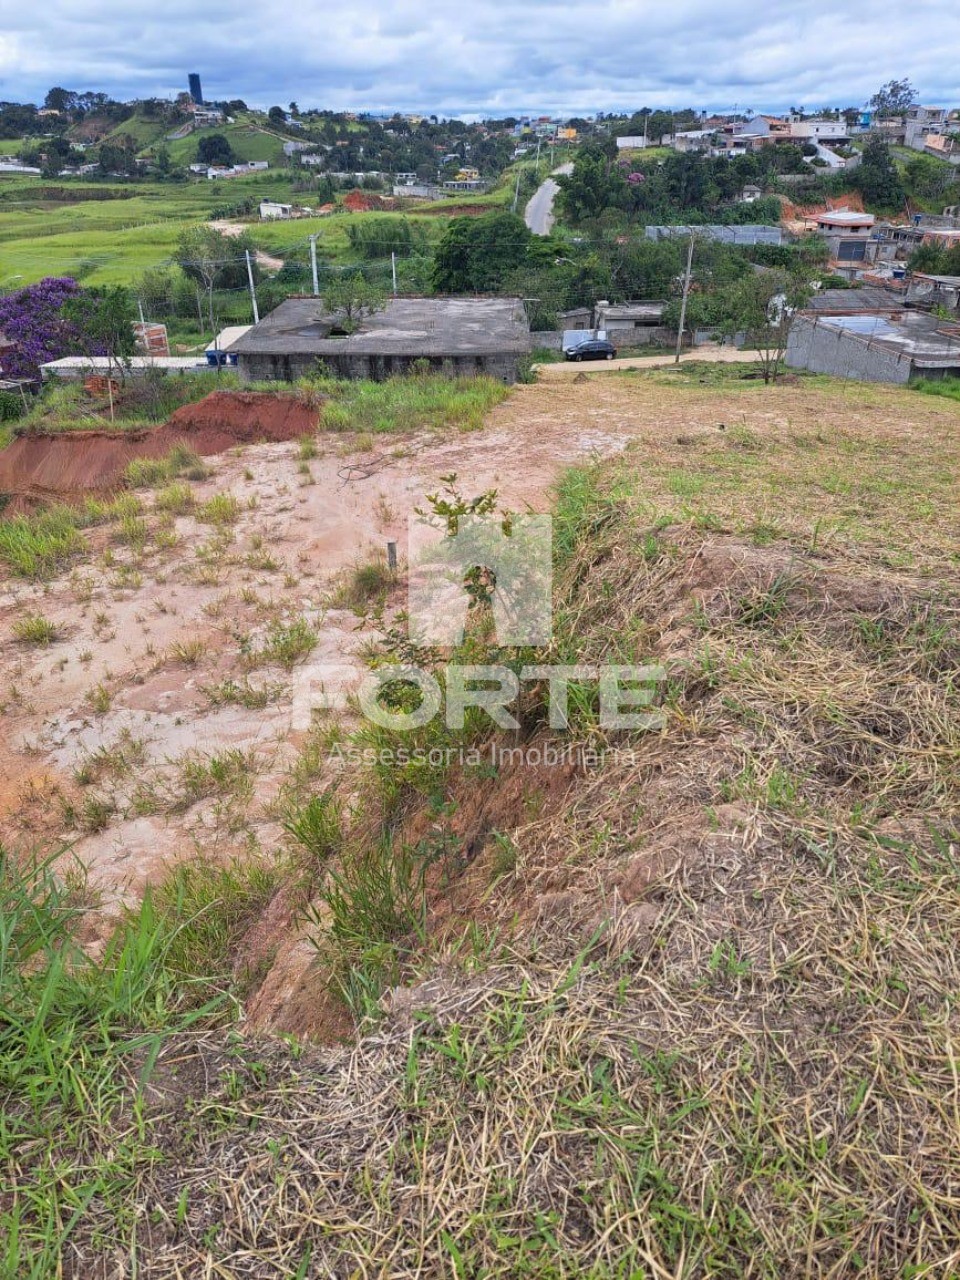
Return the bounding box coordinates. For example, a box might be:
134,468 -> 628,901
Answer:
260,200 -> 292,220
789,119 -> 848,143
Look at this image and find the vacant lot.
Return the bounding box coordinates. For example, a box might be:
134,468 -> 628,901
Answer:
2,367 -> 959,1277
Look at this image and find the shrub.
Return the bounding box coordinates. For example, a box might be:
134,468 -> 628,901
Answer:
0,390 -> 26,422
331,556 -> 395,611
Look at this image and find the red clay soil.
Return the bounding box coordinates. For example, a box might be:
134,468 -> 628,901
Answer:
342,190 -> 398,213
780,191 -> 866,220
0,392 -> 318,508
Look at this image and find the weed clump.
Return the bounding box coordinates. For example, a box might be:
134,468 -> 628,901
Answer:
319,372 -> 509,434
12,613 -> 60,645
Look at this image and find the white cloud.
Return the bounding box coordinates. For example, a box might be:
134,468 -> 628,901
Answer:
2,0 -> 958,114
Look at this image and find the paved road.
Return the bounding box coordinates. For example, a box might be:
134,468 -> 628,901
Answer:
524,163 -> 573,235
535,344 -> 760,376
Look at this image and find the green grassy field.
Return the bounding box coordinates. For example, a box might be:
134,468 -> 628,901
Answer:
0,150 -> 565,288
0,174 -> 299,284
164,123 -> 288,167
100,114 -> 170,150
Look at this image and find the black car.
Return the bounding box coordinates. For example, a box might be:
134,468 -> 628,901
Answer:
563,339 -> 617,361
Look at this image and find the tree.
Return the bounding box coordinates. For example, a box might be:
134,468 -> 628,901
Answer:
502,264 -> 569,330
718,270 -> 813,384
904,153 -> 957,202
855,137 -> 906,210
134,267 -> 176,318
97,134 -> 138,177
870,79 -> 918,116
268,106 -> 287,125
646,110 -> 674,144
909,242 -> 960,276
0,277 -> 81,382
196,133 -> 234,167
43,87 -> 75,115
176,226 -> 259,333
61,286 -> 136,382
432,211 -> 534,293
321,275 -> 386,332
556,144 -> 628,223
36,135 -> 75,178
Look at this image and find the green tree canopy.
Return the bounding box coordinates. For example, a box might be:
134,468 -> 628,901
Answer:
176,226 -> 260,332
870,79 -> 918,116
432,212 -> 538,293
716,269 -> 814,384
556,144 -> 629,224
322,274 -> 386,332
854,137 -> 906,210
61,285 -> 136,379
196,134 -> 234,167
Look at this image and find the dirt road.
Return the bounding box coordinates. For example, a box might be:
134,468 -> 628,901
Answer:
536,343 -> 760,376
209,219 -> 285,272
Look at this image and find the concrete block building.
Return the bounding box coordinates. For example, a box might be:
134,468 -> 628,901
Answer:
227,297 -> 532,383
787,309 -> 960,384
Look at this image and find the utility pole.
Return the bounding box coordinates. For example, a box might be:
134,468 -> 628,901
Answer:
309,235 -> 319,296
675,232 -> 695,364
245,250 -> 260,324
391,251 -> 397,296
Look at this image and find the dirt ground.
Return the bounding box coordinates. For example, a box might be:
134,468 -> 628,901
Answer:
536,342 -> 759,375
2,370 -> 958,1031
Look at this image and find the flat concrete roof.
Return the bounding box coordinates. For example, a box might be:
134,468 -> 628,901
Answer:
644,225 -> 783,245
600,303 -> 666,321
815,211 -> 875,225
806,287 -> 904,314
816,310 -> 960,368
211,325 -> 251,351
229,296 -> 531,358
42,356 -> 207,377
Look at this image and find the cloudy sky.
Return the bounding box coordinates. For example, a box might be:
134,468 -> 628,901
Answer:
2,0 -> 958,116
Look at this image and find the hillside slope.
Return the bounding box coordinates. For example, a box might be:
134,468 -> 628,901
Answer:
2,366 -> 959,1277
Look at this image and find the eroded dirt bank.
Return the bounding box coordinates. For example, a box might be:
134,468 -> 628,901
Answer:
0,391 -> 319,508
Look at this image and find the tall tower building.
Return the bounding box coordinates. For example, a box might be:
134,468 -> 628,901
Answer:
188,74 -> 203,105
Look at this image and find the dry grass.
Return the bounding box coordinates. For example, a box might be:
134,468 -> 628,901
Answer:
5,371 -> 960,1277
